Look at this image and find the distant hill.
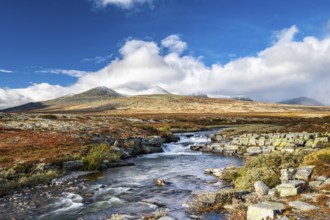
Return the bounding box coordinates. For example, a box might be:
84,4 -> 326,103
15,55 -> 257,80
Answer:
279,97 -> 324,106
231,96 -> 254,102
1,87 -> 124,113
190,93 -> 209,98
134,86 -> 171,95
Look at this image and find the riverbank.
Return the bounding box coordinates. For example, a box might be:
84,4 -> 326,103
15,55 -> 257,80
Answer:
188,125 -> 330,220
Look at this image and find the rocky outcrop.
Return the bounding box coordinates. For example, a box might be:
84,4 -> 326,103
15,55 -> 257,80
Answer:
191,132 -> 330,157
122,136 -> 165,156
288,200 -> 319,212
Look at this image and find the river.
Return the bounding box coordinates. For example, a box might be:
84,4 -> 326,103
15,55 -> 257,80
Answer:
0,130 -> 243,220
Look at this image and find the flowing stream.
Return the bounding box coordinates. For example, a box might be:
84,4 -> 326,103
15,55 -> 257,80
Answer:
0,130 -> 243,220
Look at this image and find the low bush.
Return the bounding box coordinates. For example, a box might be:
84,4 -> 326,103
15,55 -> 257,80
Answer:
84,143 -> 121,170
303,148 -> 330,177
185,192 -> 218,213
234,152 -> 305,190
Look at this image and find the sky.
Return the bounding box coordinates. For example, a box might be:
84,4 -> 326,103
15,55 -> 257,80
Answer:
1,0 -> 330,108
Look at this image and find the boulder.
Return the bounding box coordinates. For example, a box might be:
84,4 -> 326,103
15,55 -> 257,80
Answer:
247,201 -> 285,220
62,160 -> 84,170
280,168 -> 296,183
246,147 -> 262,155
204,168 -> 223,178
268,188 -> 277,197
295,166 -> 314,181
254,181 -> 270,197
288,201 -> 319,212
309,181 -> 323,188
276,180 -> 305,197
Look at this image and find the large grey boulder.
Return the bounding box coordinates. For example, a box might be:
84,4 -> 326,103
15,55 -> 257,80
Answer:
295,166 -> 314,181
247,201 -> 285,220
288,201 -> 319,212
254,181 -> 270,197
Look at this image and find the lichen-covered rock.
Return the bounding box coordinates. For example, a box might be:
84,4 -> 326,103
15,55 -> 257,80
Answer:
246,147 -> 262,155
280,168 -> 296,183
309,181 -> 323,188
295,166 -> 314,181
276,180 -> 305,197
288,201 -> 319,212
254,181 -> 269,197
247,201 -> 285,220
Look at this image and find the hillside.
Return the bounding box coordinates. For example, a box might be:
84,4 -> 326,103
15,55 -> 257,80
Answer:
279,97 -> 324,106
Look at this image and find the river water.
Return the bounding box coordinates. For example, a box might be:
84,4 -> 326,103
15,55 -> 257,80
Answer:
0,130 -> 242,220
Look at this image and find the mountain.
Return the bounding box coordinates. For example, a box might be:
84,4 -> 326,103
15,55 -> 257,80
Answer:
279,97 -> 324,106
46,87 -> 124,104
1,87 -> 124,113
134,86 -> 171,95
190,93 -> 209,98
231,96 -> 254,102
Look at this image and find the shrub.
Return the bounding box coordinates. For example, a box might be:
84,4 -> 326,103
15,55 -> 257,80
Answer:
84,143 -> 121,170
185,192 -> 218,213
39,114 -> 58,120
233,152 -> 305,190
303,148 -> 330,176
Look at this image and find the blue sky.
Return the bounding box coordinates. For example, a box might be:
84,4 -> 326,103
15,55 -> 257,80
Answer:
1,0 -> 330,107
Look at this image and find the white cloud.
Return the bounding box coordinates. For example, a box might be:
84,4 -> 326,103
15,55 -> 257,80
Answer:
36,69 -> 89,78
1,28 -> 330,109
161,35 -> 188,54
82,54 -> 113,64
92,0 -> 152,9
0,68 -> 13,73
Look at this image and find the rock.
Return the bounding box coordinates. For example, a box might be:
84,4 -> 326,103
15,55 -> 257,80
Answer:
309,181 -> 323,188
247,201 -> 285,220
276,180 -> 305,197
62,160 -> 84,170
288,201 -> 319,212
295,166 -> 314,181
156,178 -> 166,187
246,147 -> 262,155
305,139 -> 314,148
158,217 -> 175,220
268,188 -> 277,197
281,145 -> 295,153
254,181 -> 270,197
280,168 -> 296,183
190,144 -> 204,151
204,168 -> 223,178
316,176 -> 327,181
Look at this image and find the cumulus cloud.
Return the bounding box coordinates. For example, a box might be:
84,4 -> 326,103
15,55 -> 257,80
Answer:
92,0 -> 152,9
161,35 -> 188,54
1,28 -> 330,109
36,69 -> 89,78
0,68 -> 13,73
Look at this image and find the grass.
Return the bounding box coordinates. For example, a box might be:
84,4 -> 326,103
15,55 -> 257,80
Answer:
84,143 -> 121,170
303,147 -> 330,177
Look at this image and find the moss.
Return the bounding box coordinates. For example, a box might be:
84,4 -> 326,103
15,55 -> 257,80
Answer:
84,143 -> 121,170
